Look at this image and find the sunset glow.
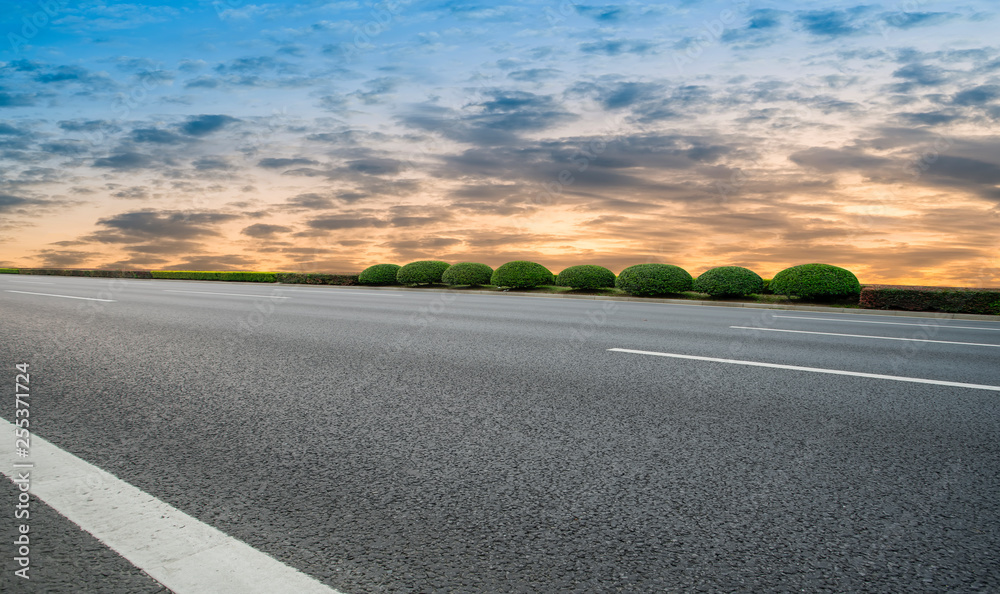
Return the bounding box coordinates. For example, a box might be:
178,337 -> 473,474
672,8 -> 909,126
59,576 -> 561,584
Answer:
1,1 -> 999,285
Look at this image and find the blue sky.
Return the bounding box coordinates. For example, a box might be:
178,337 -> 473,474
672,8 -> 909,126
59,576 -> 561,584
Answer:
1,0 -> 998,284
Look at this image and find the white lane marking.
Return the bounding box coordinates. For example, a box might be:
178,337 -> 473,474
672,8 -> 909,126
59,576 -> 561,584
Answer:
0,418 -> 341,594
730,326 -> 1000,348
608,348 -> 1000,392
772,315 -> 1000,331
4,279 -> 55,284
164,290 -> 289,299
5,290 -> 115,302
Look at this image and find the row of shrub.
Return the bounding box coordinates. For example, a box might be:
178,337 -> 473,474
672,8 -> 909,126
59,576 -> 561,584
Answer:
861,285 -> 1000,315
1,268 -> 363,284
8,264 -> 996,315
15,268 -> 155,278
275,273 -> 359,285
151,270 -> 277,282
359,260 -> 864,301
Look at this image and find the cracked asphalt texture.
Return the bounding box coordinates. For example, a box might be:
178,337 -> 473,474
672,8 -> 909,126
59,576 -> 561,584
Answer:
1,275 -> 999,592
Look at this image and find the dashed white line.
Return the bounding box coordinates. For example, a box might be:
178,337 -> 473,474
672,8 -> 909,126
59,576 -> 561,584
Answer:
608,348 -> 1000,392
730,326 -> 1000,348
164,290 -> 289,299
5,290 -> 115,302
772,315 -> 1000,331
0,418 -> 341,594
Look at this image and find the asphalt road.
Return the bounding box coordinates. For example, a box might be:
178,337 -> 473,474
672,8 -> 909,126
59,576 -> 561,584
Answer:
2,274 -> 999,592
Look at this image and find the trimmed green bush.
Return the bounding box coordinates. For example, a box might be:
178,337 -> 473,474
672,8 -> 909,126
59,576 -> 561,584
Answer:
0,268 -> 18,274
358,264 -> 401,285
760,278 -> 773,295
276,273 -> 358,285
441,262 -> 493,286
615,264 -> 693,296
151,271 -> 277,282
397,260 -> 450,285
770,263 -> 861,300
694,266 -> 764,297
491,261 -> 553,289
557,265 -> 616,290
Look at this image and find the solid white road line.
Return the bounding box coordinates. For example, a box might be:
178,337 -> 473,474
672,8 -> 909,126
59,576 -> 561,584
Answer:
0,417 -> 341,594
3,280 -> 55,284
772,315 -> 1000,331
607,348 -> 1000,392
4,290 -> 115,302
163,290 -> 289,299
730,326 -> 1000,348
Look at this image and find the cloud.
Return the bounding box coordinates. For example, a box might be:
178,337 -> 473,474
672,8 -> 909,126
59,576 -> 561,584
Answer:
880,11 -> 957,30
35,249 -> 100,268
192,157 -> 233,171
788,147 -> 893,173
951,85 -> 1000,106
90,211 -> 239,243
284,192 -> 338,210
721,9 -> 786,47
891,63 -> 949,87
180,115 -> 239,136
897,111 -> 961,126
111,186 -> 149,200
0,193 -> 45,213
574,5 -> 628,22
0,92 -> 37,107
132,128 -> 186,144
347,158 -> 401,176
258,157 -> 320,168
399,91 -> 578,146
579,39 -> 658,56
0,123 -> 27,136
507,69 -> 561,82
922,155 -> 1000,187
241,223 -> 292,238
93,152 -> 156,170
795,8 -> 868,37
58,119 -> 118,132
306,215 -> 388,230
40,141 -> 88,155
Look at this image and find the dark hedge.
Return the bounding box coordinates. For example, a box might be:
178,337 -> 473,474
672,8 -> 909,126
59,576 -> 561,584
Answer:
860,285 -> 1000,315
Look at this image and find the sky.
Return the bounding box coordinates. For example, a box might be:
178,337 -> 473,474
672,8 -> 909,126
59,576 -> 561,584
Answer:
0,0 -> 998,285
